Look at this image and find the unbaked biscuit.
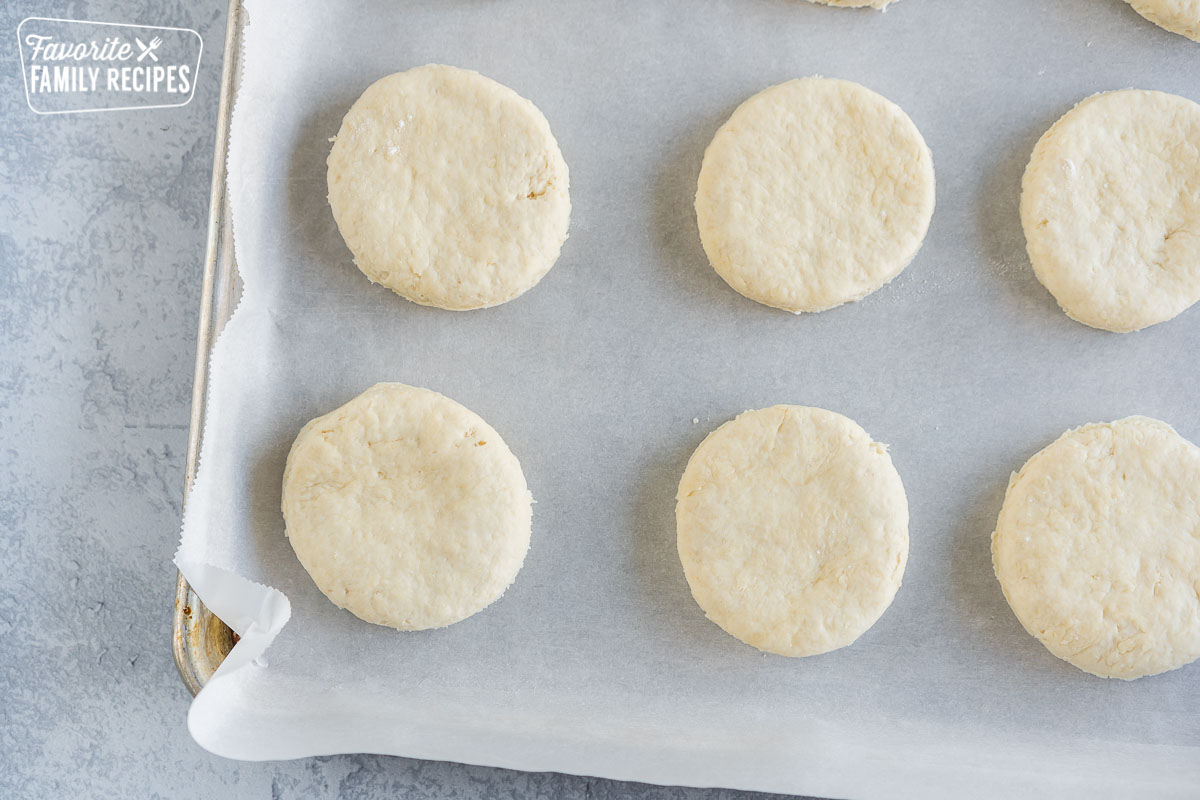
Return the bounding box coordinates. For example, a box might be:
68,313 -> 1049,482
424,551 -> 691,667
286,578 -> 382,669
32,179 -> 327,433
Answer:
1020,90 -> 1200,332
1125,0 -> 1200,41
695,78 -> 935,313
676,406 -> 908,657
282,383 -> 532,630
992,417 -> 1200,679
327,65 -> 570,310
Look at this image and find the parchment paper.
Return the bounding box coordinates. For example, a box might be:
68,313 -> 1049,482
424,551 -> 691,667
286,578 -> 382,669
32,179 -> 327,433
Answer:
176,0 -> 1200,795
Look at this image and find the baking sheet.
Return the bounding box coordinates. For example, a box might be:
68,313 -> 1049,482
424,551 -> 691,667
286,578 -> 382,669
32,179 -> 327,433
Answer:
176,0 -> 1200,795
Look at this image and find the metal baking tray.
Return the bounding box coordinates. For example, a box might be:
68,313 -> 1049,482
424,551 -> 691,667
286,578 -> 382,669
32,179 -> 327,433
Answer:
172,0 -> 244,696
175,11 -> 1200,790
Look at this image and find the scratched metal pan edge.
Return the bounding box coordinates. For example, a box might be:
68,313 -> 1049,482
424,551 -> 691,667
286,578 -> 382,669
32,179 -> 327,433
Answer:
173,0 -> 245,697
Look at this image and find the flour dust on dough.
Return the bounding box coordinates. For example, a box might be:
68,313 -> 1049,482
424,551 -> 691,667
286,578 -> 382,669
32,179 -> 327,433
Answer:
327,64 -> 571,310
676,405 -> 909,657
282,383 -> 532,630
695,77 -> 935,314
992,417 -> 1200,680
1125,0 -> 1200,41
1021,89 -> 1200,332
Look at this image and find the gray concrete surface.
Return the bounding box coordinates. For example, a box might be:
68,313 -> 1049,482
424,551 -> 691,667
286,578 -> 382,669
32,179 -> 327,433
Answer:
0,1 -> 793,797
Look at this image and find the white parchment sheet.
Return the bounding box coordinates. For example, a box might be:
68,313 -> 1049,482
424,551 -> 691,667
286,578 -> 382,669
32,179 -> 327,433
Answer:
177,0 -> 1200,796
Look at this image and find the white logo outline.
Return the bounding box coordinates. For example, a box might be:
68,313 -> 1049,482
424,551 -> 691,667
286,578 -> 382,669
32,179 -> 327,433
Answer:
17,16 -> 203,116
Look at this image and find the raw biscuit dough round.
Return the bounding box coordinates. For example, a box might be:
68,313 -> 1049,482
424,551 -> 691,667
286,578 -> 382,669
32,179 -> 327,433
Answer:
676,405 -> 909,657
1125,0 -> 1200,41
695,77 -> 935,313
992,417 -> 1200,680
1020,90 -> 1200,332
327,64 -> 571,310
281,383 -> 532,630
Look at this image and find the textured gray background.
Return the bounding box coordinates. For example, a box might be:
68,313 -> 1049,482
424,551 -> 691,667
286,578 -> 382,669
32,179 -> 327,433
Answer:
0,1 -> 790,797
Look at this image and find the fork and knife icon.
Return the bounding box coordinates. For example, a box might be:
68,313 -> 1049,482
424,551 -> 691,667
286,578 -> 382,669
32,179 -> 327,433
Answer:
134,36 -> 162,62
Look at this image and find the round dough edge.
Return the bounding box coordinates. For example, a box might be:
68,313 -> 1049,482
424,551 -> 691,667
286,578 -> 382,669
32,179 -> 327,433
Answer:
281,382 -> 533,630
676,404 -> 909,657
1125,0 -> 1200,41
327,64 -> 571,311
1020,89 -> 1200,332
991,416 -> 1200,679
695,76 -> 935,314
